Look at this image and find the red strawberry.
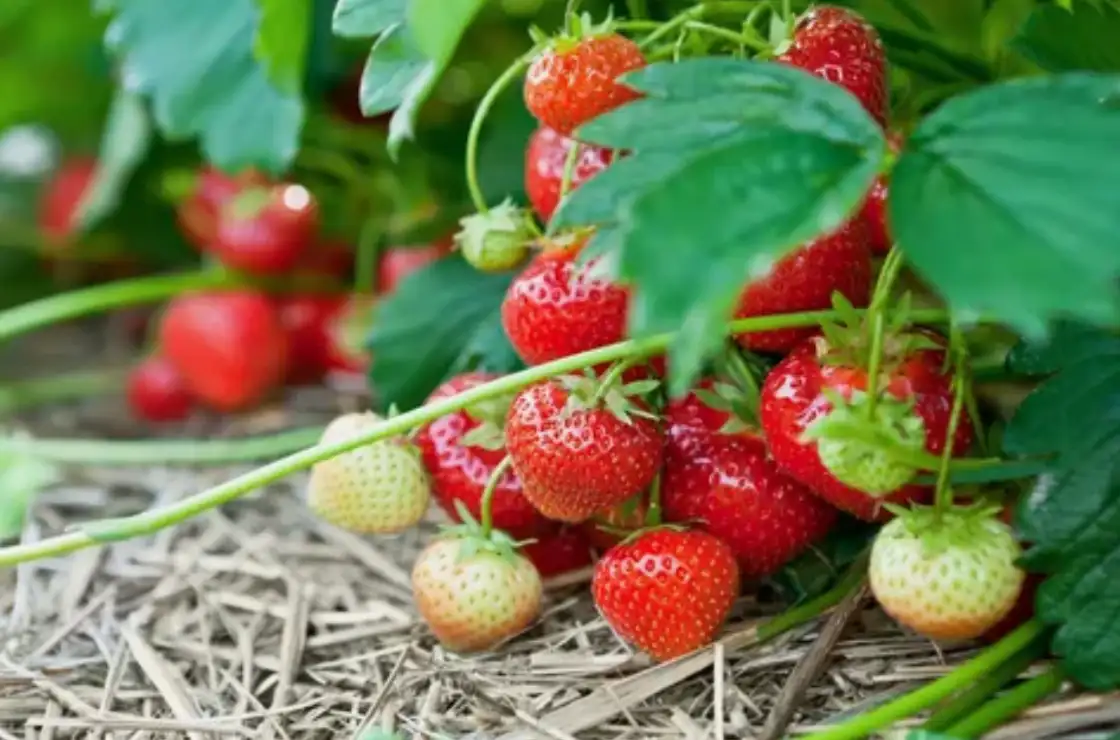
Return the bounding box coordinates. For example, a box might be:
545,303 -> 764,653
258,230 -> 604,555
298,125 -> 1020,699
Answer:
297,237 -> 354,280
733,218 -> 872,353
581,493 -> 649,551
759,333 -> 974,521
177,167 -> 268,252
39,156 -> 97,248
501,237 -> 629,366
524,31 -> 646,136
525,125 -> 617,223
377,237 -> 453,294
126,355 -> 194,423
416,373 -> 553,539
662,390 -> 838,578
522,527 -> 596,578
159,291 -> 288,412
212,183 -> 318,274
778,5 -> 888,127
505,376 -> 663,523
859,131 -> 904,256
592,528 -> 739,661
277,295 -> 349,385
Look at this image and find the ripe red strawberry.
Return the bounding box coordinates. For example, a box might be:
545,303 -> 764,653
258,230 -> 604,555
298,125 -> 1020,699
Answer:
38,156 -> 97,248
525,125 -> 617,223
870,506 -> 1025,641
521,527 -> 596,578
759,332 -> 974,521
416,373 -> 553,539
778,5 -> 888,127
733,218 -> 872,353
524,31 -> 646,136
501,237 -> 629,366
297,237 -> 354,280
126,355 -> 194,423
413,534 -> 542,652
159,291 -> 288,412
176,167 -> 268,252
592,528 -> 739,661
505,376 -> 663,523
377,236 -> 453,294
212,183 -> 318,274
308,412 -> 431,534
859,131 -> 904,255
276,295 -> 352,385
662,391 -> 838,579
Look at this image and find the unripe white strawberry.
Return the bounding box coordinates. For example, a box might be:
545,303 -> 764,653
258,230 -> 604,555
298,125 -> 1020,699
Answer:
869,505 -> 1026,641
454,199 -> 533,273
306,411 -> 430,534
412,534 -> 543,652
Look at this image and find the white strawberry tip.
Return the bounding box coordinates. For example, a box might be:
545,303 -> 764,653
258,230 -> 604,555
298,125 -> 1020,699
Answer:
801,389 -> 926,496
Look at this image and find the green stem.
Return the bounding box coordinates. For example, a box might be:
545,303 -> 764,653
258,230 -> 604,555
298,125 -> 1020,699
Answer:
0,271 -> 248,344
0,307 -> 950,568
354,216 -> 380,296
559,139 -> 580,201
1,427 -> 324,466
798,620 -> 1047,740
934,336 -> 969,514
946,664 -> 1065,739
758,551 -> 869,640
479,455 -> 513,538
625,0 -> 648,19
644,472 -> 662,527
613,20 -> 662,31
0,368 -> 125,415
922,638 -> 1047,733
863,248 -> 905,418
465,49 -> 539,214
590,358 -> 635,404
782,0 -> 794,35
637,2 -> 758,50
685,20 -> 769,51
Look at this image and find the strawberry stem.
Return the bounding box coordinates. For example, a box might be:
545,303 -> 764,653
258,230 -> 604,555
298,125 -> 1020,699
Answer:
353,215 -> 380,297
944,664 -> 1065,739
644,472 -> 662,527
0,367 -> 125,414
0,306 -> 951,568
625,0 -> 648,20
863,248 -> 906,418
684,20 -> 769,52
559,138 -> 580,201
465,45 -> 543,215
934,328 -> 970,516
637,1 -> 760,50
591,358 -> 636,404
479,454 -> 514,538
797,620 -> 1047,740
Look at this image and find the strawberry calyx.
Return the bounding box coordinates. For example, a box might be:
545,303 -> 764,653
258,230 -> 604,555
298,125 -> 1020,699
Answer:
225,185 -> 272,221
801,388 -> 926,495
454,199 -> 534,273
459,394 -> 514,451
440,501 -> 533,563
616,521 -> 688,548
882,500 -> 1012,557
817,292 -> 941,374
529,10 -> 616,55
555,367 -> 660,426
694,345 -> 766,435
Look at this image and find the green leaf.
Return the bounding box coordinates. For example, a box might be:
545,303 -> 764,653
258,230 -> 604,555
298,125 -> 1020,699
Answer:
406,0 -> 486,66
890,73 -> 1120,335
768,517 -> 877,605
1003,325 -> 1120,689
1005,321 -> 1119,377
367,255 -> 523,411
1012,2 -> 1120,72
359,24 -> 431,117
74,88 -> 151,233
253,0 -> 312,95
105,0 -> 304,174
552,59 -> 885,396
332,0 -> 406,38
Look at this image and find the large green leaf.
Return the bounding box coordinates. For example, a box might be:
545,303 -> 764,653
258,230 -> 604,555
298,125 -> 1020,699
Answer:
1012,2 -> 1120,73
359,24 -> 432,117
890,74 -> 1120,335
1004,325 -> 1120,690
253,0 -> 312,95
406,0 -> 486,67
104,0 -> 304,174
552,59 -> 885,395
332,0 -> 407,38
367,255 -> 523,411
74,89 -> 151,233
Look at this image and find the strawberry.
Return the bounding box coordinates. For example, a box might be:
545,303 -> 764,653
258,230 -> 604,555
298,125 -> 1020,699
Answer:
176,166 -> 268,252
276,295 -> 351,385
454,200 -> 533,272
159,291 -> 288,412
412,531 -> 542,652
307,411 -> 430,534
297,237 -> 354,281
501,236 -> 629,367
525,125 -> 617,223
521,527 -> 596,578
592,528 -> 740,661
126,355 -> 194,423
38,156 -> 97,248
662,393 -> 838,579
733,218 -> 872,354
524,28 -> 646,136
504,374 -> 663,523
212,183 -> 318,274
321,296 -> 373,374
760,331 -> 974,521
869,505 -> 1026,641
377,236 -> 454,294
860,131 -> 904,256
778,5 -> 888,128
581,493 -> 649,551
416,373 -> 553,539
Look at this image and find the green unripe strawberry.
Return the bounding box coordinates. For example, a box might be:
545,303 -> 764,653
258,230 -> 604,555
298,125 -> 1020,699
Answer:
803,390 -> 925,496
412,532 -> 543,652
454,199 -> 533,272
869,504 -> 1026,641
306,411 -> 430,534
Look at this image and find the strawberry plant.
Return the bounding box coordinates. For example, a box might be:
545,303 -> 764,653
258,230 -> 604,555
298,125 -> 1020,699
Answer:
1,0 -> 1120,737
